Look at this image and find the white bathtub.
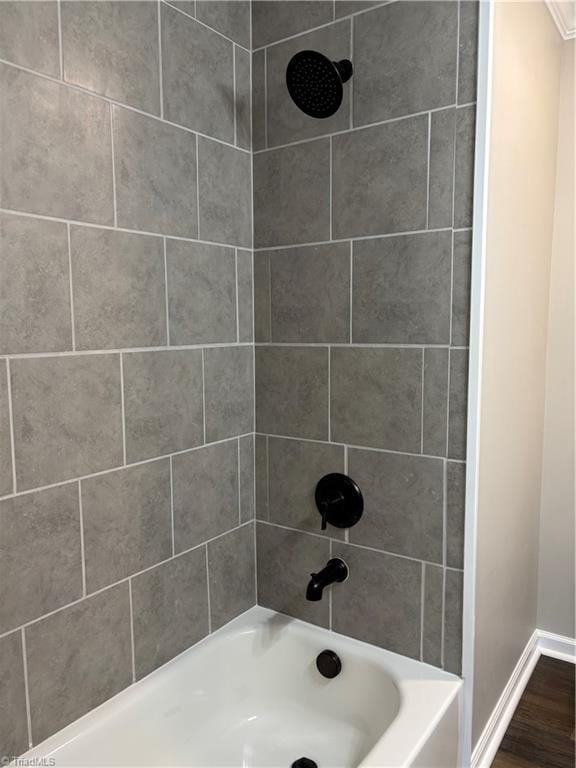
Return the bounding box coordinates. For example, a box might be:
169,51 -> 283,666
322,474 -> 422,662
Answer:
22,606 -> 462,768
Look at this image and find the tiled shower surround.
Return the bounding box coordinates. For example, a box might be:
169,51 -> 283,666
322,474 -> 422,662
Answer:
0,0 -> 476,759
252,0 -> 475,677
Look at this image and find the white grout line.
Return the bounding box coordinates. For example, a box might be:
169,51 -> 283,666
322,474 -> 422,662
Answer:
5,359 -> 17,494
235,249 -> 240,343
426,112 -> 432,228
128,579 -> 136,683
162,0 -> 251,54
446,347 -> 452,455
328,538 -> 333,630
0,206 -> 250,252
109,106 -> 118,228
265,435 -> 270,521
420,349 -> 426,453
252,342 -> 468,350
169,456 -> 175,556
257,520 -> 447,570
78,481 -> 87,597
253,430 -> 465,465
252,101 -> 476,156
327,346 -> 331,442
349,240 -> 353,343
420,563 -> 426,661
349,15 -> 354,130
0,342 -> 254,362
163,237 -> 171,346
455,0 -> 462,105
0,520 -> 256,642
67,224 -> 76,352
266,253 -> 272,342
233,45 -> 237,147
0,433 -> 254,504
201,348 -> 207,444
195,134 -> 201,238
205,546 -> 212,634
263,47 -> 268,149
329,136 -> 333,240
252,0 -> 393,53
57,0 -> 64,80
21,628 -> 33,748
119,354 -> 127,466
253,226 -> 453,252
0,58 -> 252,157
443,460 -> 448,567
237,438 -> 242,525
441,565 -> 447,669
157,0 -> 164,120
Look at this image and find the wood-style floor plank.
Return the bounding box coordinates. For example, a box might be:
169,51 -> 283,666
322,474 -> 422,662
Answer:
492,656 -> 575,768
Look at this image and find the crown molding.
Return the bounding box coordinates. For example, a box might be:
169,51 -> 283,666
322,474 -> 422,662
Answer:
546,1 -> 576,40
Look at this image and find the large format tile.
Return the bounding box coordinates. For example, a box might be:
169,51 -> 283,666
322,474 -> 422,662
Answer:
353,2 -> 457,125
62,1 -> 160,114
239,434 -> 255,522
252,49 -> 266,151
448,349 -> 469,459
204,346 -> 254,442
422,563 -> 443,667
0,64 -> 113,224
198,138 -> 252,247
11,356 -> 122,490
26,584 -> 132,743
173,440 -> 239,552
268,438 -> 345,538
0,485 -> 81,634
266,20 -> 351,147
123,350 -> 204,462
254,253 -> 271,342
237,249 -> 254,343
161,5 -> 234,143
444,569 -> 463,674
0,213 -> 71,354
458,0 -> 479,105
252,1 -> 334,48
166,240 -> 236,345
454,106 -> 476,229
71,227 -> 166,350
446,461 -> 466,569
0,631 -> 28,761
254,140 -> 330,247
452,230 -> 472,346
208,524 -> 255,630
352,232 -> 451,343
256,347 -> 328,440
113,106 -> 198,239
332,117 -> 428,239
255,435 -> 268,520
0,1 -> 59,76
422,348 -> 449,457
0,362 -> 12,497
256,523 -> 330,627
332,543 -> 422,658
330,348 -> 422,452
235,47 -> 251,150
334,1 -> 381,17
196,1 -> 251,49
348,450 -> 444,563
82,460 -> 172,593
428,108 -> 456,229
268,243 -> 350,342
132,548 -> 209,678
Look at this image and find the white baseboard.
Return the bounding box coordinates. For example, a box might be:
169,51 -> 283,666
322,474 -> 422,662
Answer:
538,629 -> 576,664
471,627 -> 576,768
471,630 -> 540,768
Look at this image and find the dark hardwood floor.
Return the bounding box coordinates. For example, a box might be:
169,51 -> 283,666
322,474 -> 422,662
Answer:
492,656 -> 575,768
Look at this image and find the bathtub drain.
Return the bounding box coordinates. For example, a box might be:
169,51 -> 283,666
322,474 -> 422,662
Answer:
291,759 -> 318,768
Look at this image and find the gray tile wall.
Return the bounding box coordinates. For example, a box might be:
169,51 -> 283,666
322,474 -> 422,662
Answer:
252,0 -> 476,677
0,1 -> 255,758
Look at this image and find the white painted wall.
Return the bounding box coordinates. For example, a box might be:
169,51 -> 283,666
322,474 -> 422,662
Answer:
537,38 -> 575,641
471,0 -> 562,748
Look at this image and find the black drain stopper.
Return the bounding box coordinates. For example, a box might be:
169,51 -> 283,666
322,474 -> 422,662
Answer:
291,759 -> 318,768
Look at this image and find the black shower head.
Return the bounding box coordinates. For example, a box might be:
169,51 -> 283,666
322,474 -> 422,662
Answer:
286,50 -> 353,119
